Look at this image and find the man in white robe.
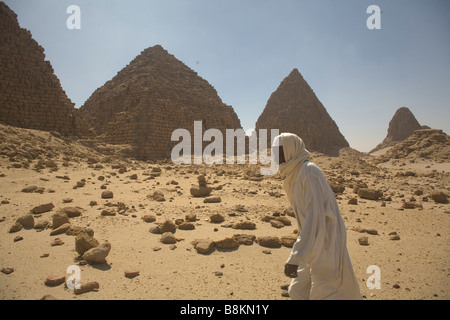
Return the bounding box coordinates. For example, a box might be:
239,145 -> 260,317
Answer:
273,133 -> 361,300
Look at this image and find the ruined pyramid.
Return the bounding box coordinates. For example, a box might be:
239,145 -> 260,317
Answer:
80,45 -> 242,160
370,107 -> 424,153
255,69 -> 349,156
0,1 -> 90,137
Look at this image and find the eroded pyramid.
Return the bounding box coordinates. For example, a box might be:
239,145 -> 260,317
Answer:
255,69 -> 349,156
80,45 -> 242,160
0,1 -> 90,137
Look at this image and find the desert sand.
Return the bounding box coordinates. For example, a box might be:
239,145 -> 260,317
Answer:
0,125 -> 448,300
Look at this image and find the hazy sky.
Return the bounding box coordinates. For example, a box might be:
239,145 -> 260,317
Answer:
4,0 -> 450,152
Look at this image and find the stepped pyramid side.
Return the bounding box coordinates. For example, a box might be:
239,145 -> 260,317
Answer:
0,1 -> 90,137
80,45 -> 242,160
255,69 -> 349,156
370,107 -> 424,153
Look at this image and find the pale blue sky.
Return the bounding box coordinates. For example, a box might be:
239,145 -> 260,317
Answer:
4,0 -> 450,152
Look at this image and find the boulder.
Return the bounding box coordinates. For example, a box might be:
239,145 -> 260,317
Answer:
82,242 -> 111,264
193,239 -> 215,254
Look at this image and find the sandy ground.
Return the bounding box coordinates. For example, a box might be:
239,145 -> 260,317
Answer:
0,138 -> 448,300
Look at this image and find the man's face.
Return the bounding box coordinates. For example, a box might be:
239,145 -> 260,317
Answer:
278,146 -> 286,164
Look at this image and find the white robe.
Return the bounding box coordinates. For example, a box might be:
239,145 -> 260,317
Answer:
286,161 -> 362,300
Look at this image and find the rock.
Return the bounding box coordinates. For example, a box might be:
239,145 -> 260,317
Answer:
52,211 -> 70,229
149,226 -> 161,234
82,242 -> 111,264
50,238 -> 65,246
185,213 -> 197,222
270,220 -> 284,228
358,236 -> 369,246
101,190 -> 114,199
214,237 -> 239,250
330,183 -> 345,194
40,295 -> 58,300
177,222 -> 195,230
75,231 -> 100,255
390,235 -> 401,241
61,207 -> 84,218
348,198 -> 358,205
193,239 -> 215,254
142,215 -> 156,223
152,191 -> 166,202
31,202 -> 55,214
257,236 -> 281,248
89,200 -> 98,206
45,275 -> 66,287
281,235 -> 297,248
124,270 -> 140,279
50,223 -> 71,236
67,226 -> 94,237
160,220 -> 176,233
210,213 -> 225,223
402,202 -> 422,209
74,281 -> 100,295
431,191 -> 448,204
13,235 -> 23,242
1,267 -> 14,275
16,213 -> 34,229
160,232 -> 177,244
232,221 -> 256,230
232,234 -> 255,245
33,220 -> 50,230
21,185 -> 38,193
203,196 -> 221,203
190,186 -> 213,197
276,216 -> 291,226
358,188 -> 382,200
101,209 -> 116,216
63,198 -> 73,203
9,222 -> 22,233
197,175 -> 207,187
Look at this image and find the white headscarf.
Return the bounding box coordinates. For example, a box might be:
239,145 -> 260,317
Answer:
275,133 -> 311,204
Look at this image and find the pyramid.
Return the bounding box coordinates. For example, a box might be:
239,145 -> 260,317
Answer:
255,69 -> 349,156
80,45 -> 242,160
0,1 -> 90,137
370,107 -> 424,153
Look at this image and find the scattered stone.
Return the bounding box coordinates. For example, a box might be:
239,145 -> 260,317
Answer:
178,222 -> 195,230
270,220 -> 284,229
101,190 -> 114,199
21,185 -> 38,193
101,209 -> 116,216
31,202 -> 55,214
142,215 -> 156,223
153,246 -> 161,251
89,200 -> 98,206
210,213 -> 225,223
63,198 -> 73,203
257,236 -> 281,248
82,242 -> 111,264
280,235 -> 297,248
160,232 -> 177,244
160,220 -> 176,233
74,281 -> 100,295
348,198 -> 358,205
204,196 -> 221,203
52,211 -> 70,229
9,222 -> 22,233
40,295 -> 58,300
276,216 -> 291,226
1,267 -> 14,275
16,213 -> 34,229
149,226 -> 161,234
193,239 -> 215,254
124,270 -> 140,279
75,231 -> 100,255
358,236 -> 369,246
185,213 -> 197,222
190,175 -> 213,197
50,223 -> 70,236
45,275 -> 66,287
214,237 -> 239,250
390,234 -> 401,241
232,221 -> 256,230
358,188 -> 382,200
232,234 -> 255,245
13,235 -> 23,242
152,191 -> 166,202
431,191 -> 448,204
60,207 -> 84,218
51,238 -> 65,246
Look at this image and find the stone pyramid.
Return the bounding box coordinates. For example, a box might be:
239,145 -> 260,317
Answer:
255,68 -> 349,156
370,107 -> 424,153
80,45 -> 242,160
0,1 -> 90,137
